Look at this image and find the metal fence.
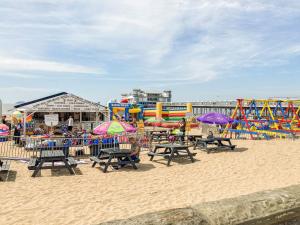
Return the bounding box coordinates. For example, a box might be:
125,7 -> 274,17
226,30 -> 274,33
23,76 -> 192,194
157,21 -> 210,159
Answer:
0,134 -> 151,160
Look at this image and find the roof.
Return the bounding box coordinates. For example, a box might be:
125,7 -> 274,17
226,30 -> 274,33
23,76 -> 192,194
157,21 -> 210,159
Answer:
14,92 -> 67,108
14,92 -> 106,112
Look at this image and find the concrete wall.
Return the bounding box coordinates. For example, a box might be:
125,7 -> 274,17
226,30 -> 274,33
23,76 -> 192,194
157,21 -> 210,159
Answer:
99,185 -> 300,225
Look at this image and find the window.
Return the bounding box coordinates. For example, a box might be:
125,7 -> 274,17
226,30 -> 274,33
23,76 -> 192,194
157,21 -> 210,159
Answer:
82,112 -> 96,121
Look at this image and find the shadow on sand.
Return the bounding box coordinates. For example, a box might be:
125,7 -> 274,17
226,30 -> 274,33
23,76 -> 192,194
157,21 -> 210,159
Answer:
0,170 -> 17,182
202,147 -> 249,154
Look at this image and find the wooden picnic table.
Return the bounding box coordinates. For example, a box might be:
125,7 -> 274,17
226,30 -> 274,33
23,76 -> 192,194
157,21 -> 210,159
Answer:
90,148 -> 138,173
150,132 -> 169,143
186,134 -> 203,142
28,150 -> 77,177
194,137 -> 236,153
34,146 -> 70,157
148,144 -> 196,166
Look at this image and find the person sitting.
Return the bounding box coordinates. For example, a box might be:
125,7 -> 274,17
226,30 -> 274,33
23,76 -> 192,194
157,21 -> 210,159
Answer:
117,137 -> 140,169
128,137 -> 140,162
167,128 -> 177,143
207,131 -> 214,139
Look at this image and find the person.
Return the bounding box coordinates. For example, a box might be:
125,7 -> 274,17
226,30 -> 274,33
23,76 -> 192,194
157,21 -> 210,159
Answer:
207,131 -> 214,139
263,119 -> 270,130
230,117 -> 239,139
67,115 -> 74,132
13,121 -> 22,145
118,137 -> 140,169
179,118 -> 186,144
167,128 -> 176,143
130,117 -> 137,128
1,115 -> 6,125
128,137 -> 140,161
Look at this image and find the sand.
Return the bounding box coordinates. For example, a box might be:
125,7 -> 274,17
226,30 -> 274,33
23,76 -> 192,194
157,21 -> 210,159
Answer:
0,136 -> 300,225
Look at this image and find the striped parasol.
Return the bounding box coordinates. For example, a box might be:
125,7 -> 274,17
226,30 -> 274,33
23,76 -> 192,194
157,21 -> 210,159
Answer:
93,121 -> 136,135
0,124 -> 9,136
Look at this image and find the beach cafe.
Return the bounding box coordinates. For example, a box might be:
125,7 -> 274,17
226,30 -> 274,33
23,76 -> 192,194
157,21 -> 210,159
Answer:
13,92 -> 107,135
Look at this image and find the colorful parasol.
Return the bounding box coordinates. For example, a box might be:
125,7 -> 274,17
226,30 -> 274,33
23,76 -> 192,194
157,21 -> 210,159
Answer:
197,112 -> 233,125
0,124 -> 9,136
12,111 -> 23,124
93,121 -> 136,135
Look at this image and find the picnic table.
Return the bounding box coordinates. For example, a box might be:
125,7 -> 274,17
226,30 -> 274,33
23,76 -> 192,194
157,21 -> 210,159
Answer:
150,132 -> 169,143
186,134 -> 203,142
90,148 -> 138,173
28,150 -> 77,177
185,134 -> 203,145
34,146 -> 70,157
194,137 -> 236,153
148,144 -> 196,166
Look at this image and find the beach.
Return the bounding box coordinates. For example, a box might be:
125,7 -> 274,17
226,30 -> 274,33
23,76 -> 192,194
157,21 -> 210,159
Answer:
0,133 -> 299,225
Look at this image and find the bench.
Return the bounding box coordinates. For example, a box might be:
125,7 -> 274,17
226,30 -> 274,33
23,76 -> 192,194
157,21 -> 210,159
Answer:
90,156 -> 107,167
230,145 -> 236,150
29,150 -> 76,177
195,138 -> 236,153
67,157 -> 77,168
91,148 -> 138,172
28,157 -> 77,170
149,144 -> 196,166
28,158 -> 38,170
90,156 -> 101,164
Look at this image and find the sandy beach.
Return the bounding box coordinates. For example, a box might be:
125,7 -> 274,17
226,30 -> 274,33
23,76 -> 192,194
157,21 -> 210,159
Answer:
0,134 -> 299,225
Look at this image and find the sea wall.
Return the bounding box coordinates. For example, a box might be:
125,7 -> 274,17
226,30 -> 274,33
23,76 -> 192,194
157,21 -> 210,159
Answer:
99,185 -> 300,225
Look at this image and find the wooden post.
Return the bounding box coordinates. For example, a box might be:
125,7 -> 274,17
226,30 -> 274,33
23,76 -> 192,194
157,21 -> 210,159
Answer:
80,111 -> 82,130
23,111 -> 27,138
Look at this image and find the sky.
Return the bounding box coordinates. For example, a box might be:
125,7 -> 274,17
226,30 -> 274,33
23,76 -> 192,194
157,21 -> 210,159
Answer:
0,0 -> 300,104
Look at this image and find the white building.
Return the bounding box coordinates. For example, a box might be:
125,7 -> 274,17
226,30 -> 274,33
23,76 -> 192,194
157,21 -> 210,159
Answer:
13,92 -> 107,132
121,89 -> 172,106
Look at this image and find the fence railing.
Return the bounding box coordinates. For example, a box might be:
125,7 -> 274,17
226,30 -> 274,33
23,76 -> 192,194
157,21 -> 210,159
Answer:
221,129 -> 297,140
0,134 -> 151,160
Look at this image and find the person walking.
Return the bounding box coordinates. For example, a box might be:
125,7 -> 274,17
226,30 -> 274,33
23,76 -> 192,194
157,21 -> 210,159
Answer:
13,121 -> 22,145
67,115 -> 74,132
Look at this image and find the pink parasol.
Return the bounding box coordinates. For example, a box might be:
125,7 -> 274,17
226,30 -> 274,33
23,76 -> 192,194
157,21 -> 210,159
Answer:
93,121 -> 136,135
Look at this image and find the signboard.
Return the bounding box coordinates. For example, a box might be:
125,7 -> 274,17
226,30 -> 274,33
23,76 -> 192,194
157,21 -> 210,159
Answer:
32,95 -> 100,112
45,114 -> 59,127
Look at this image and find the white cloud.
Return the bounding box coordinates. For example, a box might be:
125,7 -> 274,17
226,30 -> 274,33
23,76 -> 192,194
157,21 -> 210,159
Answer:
0,57 -> 103,74
0,0 -> 299,84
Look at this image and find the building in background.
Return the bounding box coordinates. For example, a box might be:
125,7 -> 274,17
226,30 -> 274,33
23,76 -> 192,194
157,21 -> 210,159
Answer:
121,89 -> 172,107
13,92 -> 107,132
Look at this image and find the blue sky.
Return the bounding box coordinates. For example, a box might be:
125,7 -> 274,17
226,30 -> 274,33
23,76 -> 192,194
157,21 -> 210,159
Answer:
1,0 -> 300,104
